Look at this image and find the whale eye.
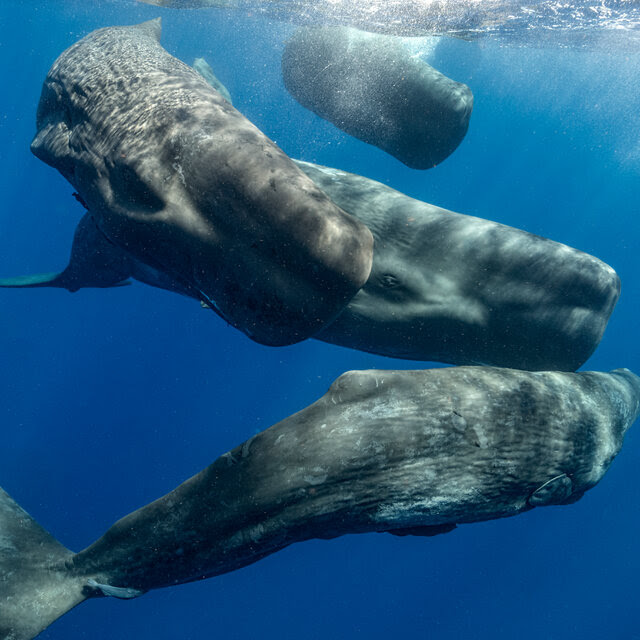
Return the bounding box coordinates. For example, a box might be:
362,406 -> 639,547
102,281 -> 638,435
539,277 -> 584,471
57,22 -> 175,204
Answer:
379,273 -> 400,289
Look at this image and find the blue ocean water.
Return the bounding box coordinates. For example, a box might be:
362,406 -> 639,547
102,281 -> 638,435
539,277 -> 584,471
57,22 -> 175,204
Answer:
1,1 -> 639,638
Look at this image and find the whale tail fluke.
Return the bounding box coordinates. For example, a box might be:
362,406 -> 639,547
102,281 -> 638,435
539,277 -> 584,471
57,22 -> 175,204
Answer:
0,272 -> 68,289
0,271 -> 132,292
0,213 -> 134,295
0,488 -> 88,640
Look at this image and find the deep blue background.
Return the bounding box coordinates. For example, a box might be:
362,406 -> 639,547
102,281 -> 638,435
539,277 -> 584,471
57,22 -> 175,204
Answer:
1,2 -> 640,638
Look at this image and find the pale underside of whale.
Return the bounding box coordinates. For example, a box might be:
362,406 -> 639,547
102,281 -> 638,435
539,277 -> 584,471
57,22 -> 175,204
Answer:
1,365 -> 639,639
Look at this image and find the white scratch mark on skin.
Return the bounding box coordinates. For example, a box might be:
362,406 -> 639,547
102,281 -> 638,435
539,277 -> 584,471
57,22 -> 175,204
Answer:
87,579 -> 143,599
475,428 -> 489,449
172,159 -> 186,186
303,468 -> 328,485
241,435 -> 256,458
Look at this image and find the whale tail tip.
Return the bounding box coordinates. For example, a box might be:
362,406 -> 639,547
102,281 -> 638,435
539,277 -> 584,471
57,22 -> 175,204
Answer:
0,272 -> 132,292
0,272 -> 66,289
0,488 -> 88,640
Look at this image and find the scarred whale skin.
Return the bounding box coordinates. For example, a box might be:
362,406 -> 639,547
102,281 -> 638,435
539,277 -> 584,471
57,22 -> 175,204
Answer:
302,162 -> 620,370
29,19 -> 373,347
1,366 -> 639,639
282,26 -> 473,169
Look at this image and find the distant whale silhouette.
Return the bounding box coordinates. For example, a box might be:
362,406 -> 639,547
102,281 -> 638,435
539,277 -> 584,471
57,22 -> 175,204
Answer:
2,365 -> 639,639
27,18 -> 374,347
282,26 -> 473,169
1,158 -> 620,371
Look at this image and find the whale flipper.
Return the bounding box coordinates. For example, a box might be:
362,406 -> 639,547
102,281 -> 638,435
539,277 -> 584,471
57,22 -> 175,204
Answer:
0,488 -> 89,640
0,213 -> 133,293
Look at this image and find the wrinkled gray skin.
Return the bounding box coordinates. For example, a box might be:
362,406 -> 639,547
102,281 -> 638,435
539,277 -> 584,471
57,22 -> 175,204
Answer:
2,365 -> 639,639
29,19 -> 374,347
301,162 -> 620,370
282,26 -> 473,169
1,160 -> 620,371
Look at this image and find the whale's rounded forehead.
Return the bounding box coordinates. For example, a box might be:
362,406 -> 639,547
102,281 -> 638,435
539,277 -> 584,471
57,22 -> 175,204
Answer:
54,19 -> 163,68
30,20 -> 374,348
41,21 -> 209,114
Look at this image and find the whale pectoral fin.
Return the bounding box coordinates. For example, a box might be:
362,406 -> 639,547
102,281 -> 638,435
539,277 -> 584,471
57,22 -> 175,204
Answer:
192,57 -> 233,104
0,487 -> 89,640
0,213 -> 134,293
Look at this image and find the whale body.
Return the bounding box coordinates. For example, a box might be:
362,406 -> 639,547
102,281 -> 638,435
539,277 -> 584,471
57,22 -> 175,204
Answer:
282,27 -> 473,169
1,365 -> 639,638
1,159 -> 620,371
299,162 -> 620,371
28,19 -> 374,347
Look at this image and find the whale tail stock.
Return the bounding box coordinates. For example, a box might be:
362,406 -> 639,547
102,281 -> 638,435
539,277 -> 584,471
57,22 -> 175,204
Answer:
0,488 -> 89,640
